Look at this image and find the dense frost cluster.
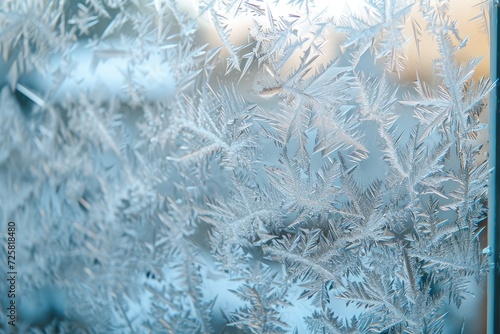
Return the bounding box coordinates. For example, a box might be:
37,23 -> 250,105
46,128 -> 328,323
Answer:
0,0 -> 492,333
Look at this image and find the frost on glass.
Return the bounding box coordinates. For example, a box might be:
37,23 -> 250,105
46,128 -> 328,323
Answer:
0,0 -> 492,333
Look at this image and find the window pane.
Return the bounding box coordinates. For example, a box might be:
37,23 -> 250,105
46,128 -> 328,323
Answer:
0,1 -> 493,333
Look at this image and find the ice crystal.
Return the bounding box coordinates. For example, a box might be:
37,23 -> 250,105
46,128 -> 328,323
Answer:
0,0 -> 492,333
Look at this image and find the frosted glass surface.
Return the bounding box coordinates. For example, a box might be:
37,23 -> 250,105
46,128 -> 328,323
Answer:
0,1 -> 492,333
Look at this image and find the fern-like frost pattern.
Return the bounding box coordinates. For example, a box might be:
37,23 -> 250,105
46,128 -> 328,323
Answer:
0,0 -> 492,333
